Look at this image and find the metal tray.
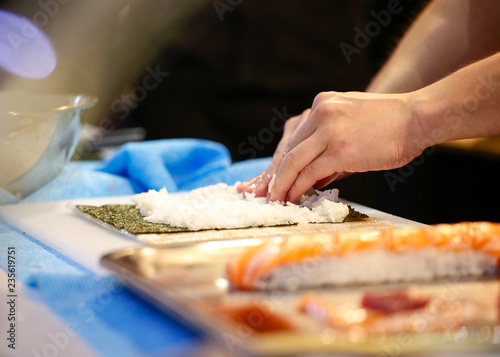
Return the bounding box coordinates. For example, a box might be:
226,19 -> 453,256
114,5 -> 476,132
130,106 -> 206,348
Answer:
101,238 -> 500,356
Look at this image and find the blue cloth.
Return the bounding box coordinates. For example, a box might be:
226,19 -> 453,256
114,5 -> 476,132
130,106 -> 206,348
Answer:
0,139 -> 271,203
97,138 -> 270,193
0,139 -> 271,357
98,139 -> 230,193
0,162 -> 136,204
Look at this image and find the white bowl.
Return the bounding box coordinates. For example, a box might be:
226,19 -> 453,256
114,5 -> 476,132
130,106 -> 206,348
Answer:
0,93 -> 97,198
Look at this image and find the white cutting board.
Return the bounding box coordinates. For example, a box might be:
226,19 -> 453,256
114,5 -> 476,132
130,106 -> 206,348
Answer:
0,197 -> 424,275
0,196 -> 141,274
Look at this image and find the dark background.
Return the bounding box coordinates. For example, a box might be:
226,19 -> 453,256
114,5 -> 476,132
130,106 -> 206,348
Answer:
127,0 -> 428,161
105,1 -> 500,224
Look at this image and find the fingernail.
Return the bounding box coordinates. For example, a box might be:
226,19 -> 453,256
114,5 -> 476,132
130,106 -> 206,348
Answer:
244,183 -> 256,193
249,181 -> 263,197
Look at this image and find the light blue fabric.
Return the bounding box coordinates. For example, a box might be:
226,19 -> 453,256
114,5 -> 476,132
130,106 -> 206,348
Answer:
98,139 -> 232,193
179,156 -> 271,191
0,139 -> 271,203
0,139 -> 271,357
0,162 -> 136,204
97,138 -> 270,193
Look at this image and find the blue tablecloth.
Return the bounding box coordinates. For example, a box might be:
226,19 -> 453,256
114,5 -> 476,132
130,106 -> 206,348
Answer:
0,139 -> 271,357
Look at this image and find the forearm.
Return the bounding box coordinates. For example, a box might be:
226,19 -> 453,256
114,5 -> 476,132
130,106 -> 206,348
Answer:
412,52 -> 500,145
368,0 -> 500,93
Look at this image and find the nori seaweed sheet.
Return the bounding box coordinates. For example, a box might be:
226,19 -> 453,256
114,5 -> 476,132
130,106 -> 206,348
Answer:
76,204 -> 189,234
343,205 -> 369,222
76,204 -> 368,235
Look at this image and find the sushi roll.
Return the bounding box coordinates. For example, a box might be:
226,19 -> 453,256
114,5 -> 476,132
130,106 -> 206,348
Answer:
226,222 -> 500,290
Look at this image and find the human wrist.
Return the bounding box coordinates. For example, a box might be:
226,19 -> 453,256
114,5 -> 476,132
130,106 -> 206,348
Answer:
405,87 -> 452,150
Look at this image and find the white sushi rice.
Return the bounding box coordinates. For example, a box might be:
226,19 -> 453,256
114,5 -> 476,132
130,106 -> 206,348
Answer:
132,183 -> 349,231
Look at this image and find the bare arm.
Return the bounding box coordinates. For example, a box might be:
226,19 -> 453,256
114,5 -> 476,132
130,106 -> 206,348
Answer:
268,52 -> 500,203
368,0 -> 500,93
415,52 -> 500,144
240,0 -> 500,202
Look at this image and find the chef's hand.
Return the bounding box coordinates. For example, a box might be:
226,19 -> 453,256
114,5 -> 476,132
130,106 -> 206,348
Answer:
268,91 -> 426,203
237,109 -> 310,197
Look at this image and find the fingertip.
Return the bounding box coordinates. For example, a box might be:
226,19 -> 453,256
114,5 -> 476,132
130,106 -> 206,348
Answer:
236,181 -> 248,192
252,185 -> 265,198
287,180 -> 314,204
267,169 -> 288,203
285,191 -> 296,204
237,177 -> 257,193
268,189 -> 285,204
286,192 -> 301,204
244,183 -> 256,193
